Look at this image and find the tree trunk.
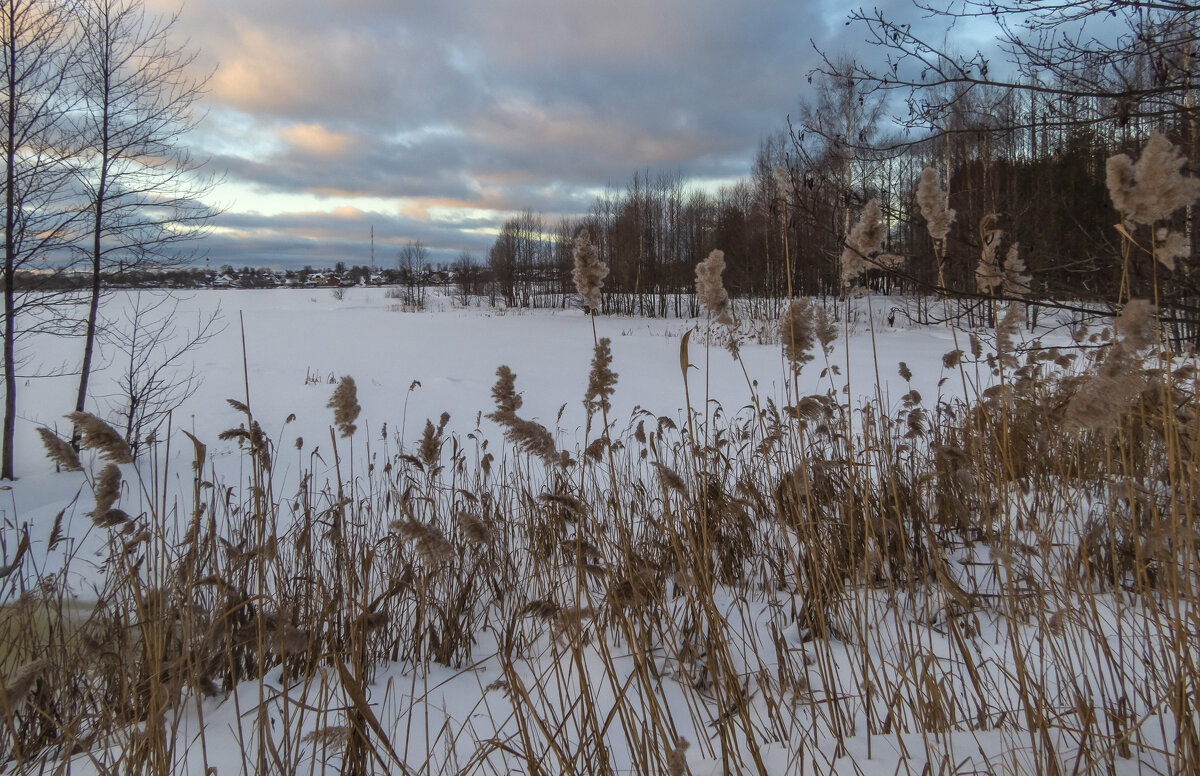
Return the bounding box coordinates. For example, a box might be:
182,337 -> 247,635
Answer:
74,108 -> 109,448
3,17 -> 17,481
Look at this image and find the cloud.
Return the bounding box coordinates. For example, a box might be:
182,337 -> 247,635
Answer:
278,124 -> 356,158
202,206 -> 498,269
161,0 -> 896,267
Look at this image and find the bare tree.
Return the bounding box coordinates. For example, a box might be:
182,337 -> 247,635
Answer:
487,230 -> 516,307
72,0 -> 216,447
397,239 -> 427,307
2,0 -> 83,480
793,59 -> 891,243
451,250 -> 480,305
815,0 -> 1198,149
102,292 -> 221,455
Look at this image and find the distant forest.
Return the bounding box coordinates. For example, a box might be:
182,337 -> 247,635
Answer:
477,0 -> 1200,344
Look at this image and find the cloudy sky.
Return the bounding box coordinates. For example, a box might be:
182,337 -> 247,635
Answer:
158,0 -> 877,269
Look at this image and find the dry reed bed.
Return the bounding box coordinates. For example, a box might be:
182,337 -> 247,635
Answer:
0,293 -> 1196,775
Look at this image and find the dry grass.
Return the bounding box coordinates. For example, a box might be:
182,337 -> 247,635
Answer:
2,298 -> 1197,773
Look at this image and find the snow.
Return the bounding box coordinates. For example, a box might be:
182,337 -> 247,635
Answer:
1,288 -> 1188,774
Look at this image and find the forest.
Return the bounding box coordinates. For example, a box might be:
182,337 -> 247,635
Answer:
478,1 -> 1200,347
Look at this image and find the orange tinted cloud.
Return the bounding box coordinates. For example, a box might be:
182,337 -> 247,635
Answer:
469,98 -> 710,168
208,24 -> 312,112
279,124 -> 355,157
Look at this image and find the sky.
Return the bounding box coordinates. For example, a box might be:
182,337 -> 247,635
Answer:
158,0 -> 897,270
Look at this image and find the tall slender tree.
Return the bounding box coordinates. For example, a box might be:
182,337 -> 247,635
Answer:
2,0 -> 81,480
72,0 -> 214,446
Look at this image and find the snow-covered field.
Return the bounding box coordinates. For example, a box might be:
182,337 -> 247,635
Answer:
1,288 -> 1194,775
9,287 -> 965,562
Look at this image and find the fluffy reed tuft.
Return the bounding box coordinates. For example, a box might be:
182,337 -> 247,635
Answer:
504,417 -> 563,468
66,412 -> 133,463
1065,299 -> 1156,429
487,366 -> 563,467
695,249 -> 731,323
995,302 -> 1023,368
37,428 -> 82,471
455,510 -> 494,546
327,376 -> 361,437
572,228 -> 608,313
391,519 -> 455,563
418,417 -> 446,469
91,463 -> 122,519
583,337 -> 618,416
842,199 -> 903,286
1,659 -> 50,711
976,213 -> 1004,294
1114,298 -> 1156,351
666,738 -> 690,776
1003,242 -> 1032,297
780,300 -> 817,370
1106,132 -> 1200,226
814,306 -> 838,354
841,200 -> 883,284
1154,228 -> 1189,271
652,462 -> 688,494
917,167 -> 955,241
490,365 -> 522,415
303,726 -> 349,748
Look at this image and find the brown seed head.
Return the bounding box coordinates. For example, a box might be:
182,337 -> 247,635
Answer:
327,376 -> 361,437
780,300 -> 816,370
1107,132 -> 1200,225
37,428 -> 82,472
1,659 -> 51,711
695,249 -> 729,316
916,167 -> 955,242
66,412 -> 132,463
572,228 -> 608,313
584,337 -> 618,416
92,463 -> 122,518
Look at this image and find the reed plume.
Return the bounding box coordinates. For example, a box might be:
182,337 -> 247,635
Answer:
37,428 -> 82,471
490,365 -> 522,415
572,228 -> 608,313
666,738 -> 690,776
486,366 -> 563,467
1,659 -> 50,712
1003,242 -> 1032,297
66,412 -> 133,463
327,375 -> 361,437
1106,132 -> 1200,226
695,249 -> 731,324
842,199 -> 903,286
418,417 -> 447,468
583,337 -> 618,416
780,300 -> 817,370
1114,298 -> 1155,351
391,519 -> 454,563
815,305 -> 837,355
1154,228 -> 1189,272
976,213 -> 1004,294
1065,299 -> 1156,429
455,510 -> 495,546
917,167 -> 955,242
91,463 -> 122,519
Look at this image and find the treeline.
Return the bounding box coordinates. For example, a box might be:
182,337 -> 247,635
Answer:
480,0 -> 1200,343
483,119 -> 1193,325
